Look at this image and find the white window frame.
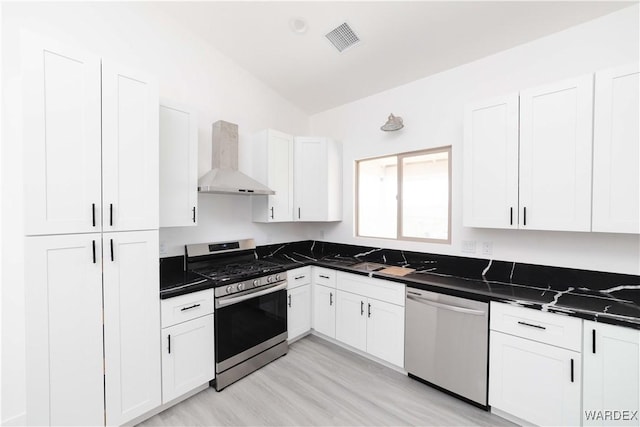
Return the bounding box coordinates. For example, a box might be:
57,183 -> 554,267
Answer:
355,146 -> 452,244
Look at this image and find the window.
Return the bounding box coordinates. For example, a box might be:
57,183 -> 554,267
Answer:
356,146 -> 451,243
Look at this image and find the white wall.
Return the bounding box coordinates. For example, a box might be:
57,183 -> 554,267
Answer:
310,5 -> 640,276
0,3 -> 310,423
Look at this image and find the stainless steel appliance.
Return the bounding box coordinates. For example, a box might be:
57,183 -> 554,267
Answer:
405,287 -> 489,408
185,239 -> 288,391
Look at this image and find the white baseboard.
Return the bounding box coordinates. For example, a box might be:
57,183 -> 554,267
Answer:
123,383 -> 210,426
490,407 -> 534,427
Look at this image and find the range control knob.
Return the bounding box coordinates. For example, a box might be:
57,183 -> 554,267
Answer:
237,283 -> 245,291
267,276 -> 273,283
253,280 -> 259,287
276,274 -> 281,281
226,286 -> 233,294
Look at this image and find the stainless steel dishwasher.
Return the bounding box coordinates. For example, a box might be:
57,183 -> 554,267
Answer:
405,287 -> 489,408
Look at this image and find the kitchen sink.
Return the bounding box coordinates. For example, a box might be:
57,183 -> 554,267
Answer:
350,262 -> 388,272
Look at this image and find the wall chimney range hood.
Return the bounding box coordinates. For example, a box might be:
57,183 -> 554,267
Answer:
198,120 -> 275,195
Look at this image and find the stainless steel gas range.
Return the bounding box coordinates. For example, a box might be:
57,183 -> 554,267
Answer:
185,239 -> 288,391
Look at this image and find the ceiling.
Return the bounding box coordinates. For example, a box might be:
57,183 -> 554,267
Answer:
154,1 -> 635,114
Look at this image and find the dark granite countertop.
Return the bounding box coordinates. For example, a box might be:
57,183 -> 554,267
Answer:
256,240 -> 640,330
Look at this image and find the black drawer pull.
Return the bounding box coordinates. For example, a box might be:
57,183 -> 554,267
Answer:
168,334 -> 171,354
361,301 -> 364,316
329,292 -> 333,306
523,207 -> 527,226
298,207 -> 301,219
92,240 -> 96,264
592,329 -> 596,354
570,358 -> 574,382
288,294 -> 292,308
180,303 -> 201,312
109,203 -> 113,226
294,275 -> 305,280
368,303 -> 372,318
517,321 -> 546,330
192,206 -> 196,223
319,275 -> 330,279
92,203 -> 96,227
270,206 -> 274,219
510,207 -> 513,226
110,239 -> 114,262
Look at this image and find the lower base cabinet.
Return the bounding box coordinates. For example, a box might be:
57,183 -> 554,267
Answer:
161,314 -> 215,403
583,321 -> 640,427
312,284 -> 336,338
288,284 -> 312,341
489,331 -> 581,426
365,298 -> 405,367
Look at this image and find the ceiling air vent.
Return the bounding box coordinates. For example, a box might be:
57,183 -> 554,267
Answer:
325,22 -> 360,53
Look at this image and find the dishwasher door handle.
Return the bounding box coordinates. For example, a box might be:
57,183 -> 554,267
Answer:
407,294 -> 486,316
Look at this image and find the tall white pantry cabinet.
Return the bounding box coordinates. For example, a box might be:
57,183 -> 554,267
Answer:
22,34 -> 161,426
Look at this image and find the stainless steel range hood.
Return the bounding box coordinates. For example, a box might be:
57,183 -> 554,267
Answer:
198,120 -> 275,195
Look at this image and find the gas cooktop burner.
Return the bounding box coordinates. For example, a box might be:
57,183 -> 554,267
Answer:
194,260 -> 283,282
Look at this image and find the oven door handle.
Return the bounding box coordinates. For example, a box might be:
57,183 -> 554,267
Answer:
216,282 -> 287,308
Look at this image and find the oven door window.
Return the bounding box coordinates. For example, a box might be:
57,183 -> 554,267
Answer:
215,288 -> 287,363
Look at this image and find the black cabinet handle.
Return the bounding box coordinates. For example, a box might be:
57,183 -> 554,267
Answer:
92,203 -> 96,227
298,207 -> 301,219
168,334 -> 171,354
180,303 -> 201,312
92,240 -> 96,264
270,206 -> 274,219
288,294 -> 292,308
368,303 -> 372,318
510,207 -> 513,226
192,206 -> 196,223
109,203 -> 113,226
517,321 -> 546,330
329,292 -> 333,306
361,301 -> 364,316
319,275 -> 330,279
570,358 -> 574,382
592,329 -> 596,354
110,239 -> 114,262
523,207 -> 527,226
294,275 -> 305,280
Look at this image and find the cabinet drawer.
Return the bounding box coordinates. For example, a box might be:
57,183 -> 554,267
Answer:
288,266 -> 312,289
490,302 -> 582,351
337,272 -> 405,306
161,289 -> 214,328
313,267 -> 337,288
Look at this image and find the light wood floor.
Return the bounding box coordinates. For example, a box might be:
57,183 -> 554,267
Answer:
139,335 -> 515,426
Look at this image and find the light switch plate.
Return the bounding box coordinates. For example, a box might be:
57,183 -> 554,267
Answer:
482,241 -> 493,255
462,240 -> 476,254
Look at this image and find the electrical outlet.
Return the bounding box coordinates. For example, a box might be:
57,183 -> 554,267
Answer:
159,241 -> 167,255
462,240 -> 476,254
482,241 -> 493,256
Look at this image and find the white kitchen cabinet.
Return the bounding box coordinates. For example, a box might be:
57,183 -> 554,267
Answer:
335,290 -> 368,352
312,284 -> 336,338
365,298 -> 405,367
25,233 -> 105,426
519,74 -> 594,232
103,230 -> 161,425
102,61 -> 159,232
462,94 -> 519,229
294,137 -> 342,222
489,302 -> 582,426
489,331 -> 581,426
159,100 -> 198,228
22,35 -> 158,236
583,321 -> 640,427
252,129 -> 294,222
161,314 -> 215,404
592,64 -> 640,234
335,272 -> 405,367
22,34 -> 103,236
288,284 -> 312,342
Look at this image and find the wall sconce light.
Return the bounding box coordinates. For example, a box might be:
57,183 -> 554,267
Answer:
381,113 -> 404,131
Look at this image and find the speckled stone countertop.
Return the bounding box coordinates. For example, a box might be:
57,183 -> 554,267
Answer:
255,240 -> 640,330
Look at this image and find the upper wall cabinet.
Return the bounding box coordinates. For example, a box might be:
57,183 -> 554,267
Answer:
294,137 -> 342,222
159,100 -> 198,227
252,132 -> 343,222
592,64 -> 640,234
252,129 -> 294,222
464,74 -> 595,232
22,35 -> 103,236
463,94 -> 519,228
23,34 -> 159,236
519,74 -> 594,232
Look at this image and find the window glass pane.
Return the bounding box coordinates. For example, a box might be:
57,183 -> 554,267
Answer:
401,150 -> 449,240
357,156 -> 397,239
